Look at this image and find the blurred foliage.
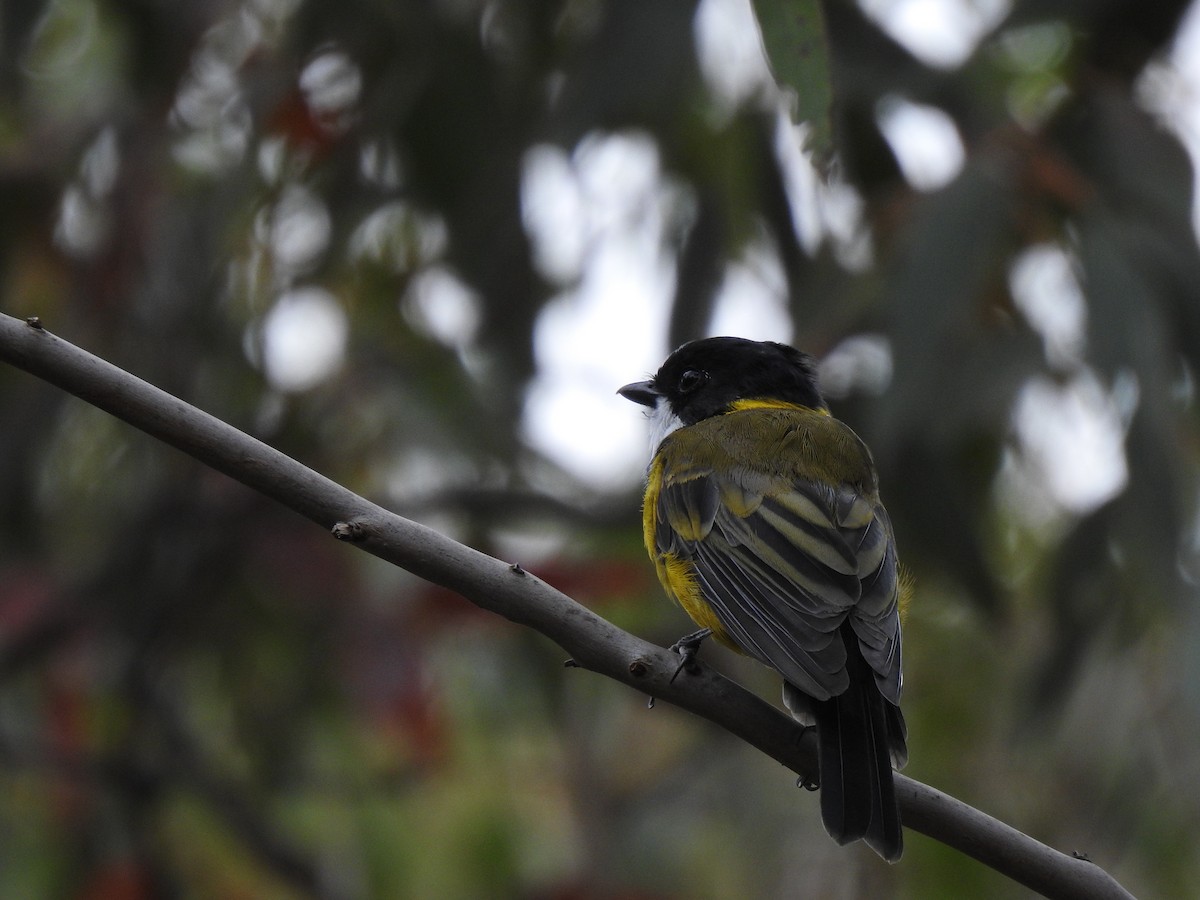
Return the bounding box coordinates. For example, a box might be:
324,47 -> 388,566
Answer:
2,0 -> 1200,897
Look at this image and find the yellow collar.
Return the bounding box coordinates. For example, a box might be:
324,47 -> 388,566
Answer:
728,398 -> 830,415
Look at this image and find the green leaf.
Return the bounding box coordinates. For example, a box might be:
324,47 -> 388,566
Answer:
750,0 -> 834,167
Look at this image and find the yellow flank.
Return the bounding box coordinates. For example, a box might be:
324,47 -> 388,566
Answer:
898,565 -> 916,622
642,456 -> 734,645
662,553 -> 729,637
642,455 -> 666,559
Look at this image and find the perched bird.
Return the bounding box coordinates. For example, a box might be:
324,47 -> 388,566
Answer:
619,336 -> 908,862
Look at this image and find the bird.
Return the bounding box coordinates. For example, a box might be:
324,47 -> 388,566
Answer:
619,336 -> 907,862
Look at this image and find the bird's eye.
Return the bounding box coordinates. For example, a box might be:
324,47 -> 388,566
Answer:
678,369 -> 708,393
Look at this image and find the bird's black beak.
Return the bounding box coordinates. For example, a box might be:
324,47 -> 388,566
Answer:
618,380 -> 660,408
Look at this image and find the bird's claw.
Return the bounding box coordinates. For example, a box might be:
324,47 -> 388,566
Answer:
667,627 -> 712,683
795,726 -> 819,790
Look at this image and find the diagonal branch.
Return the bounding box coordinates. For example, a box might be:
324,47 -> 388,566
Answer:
0,312 -> 1133,900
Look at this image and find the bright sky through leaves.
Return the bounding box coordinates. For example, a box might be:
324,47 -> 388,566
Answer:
249,0 -> 1200,518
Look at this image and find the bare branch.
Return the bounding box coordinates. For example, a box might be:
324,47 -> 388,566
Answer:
0,313 -> 1134,900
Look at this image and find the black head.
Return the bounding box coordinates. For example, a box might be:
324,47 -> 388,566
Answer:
619,337 -> 825,426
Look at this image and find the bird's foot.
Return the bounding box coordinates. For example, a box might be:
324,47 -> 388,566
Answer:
795,725 -> 819,790
667,627 -> 712,683
796,773 -> 820,791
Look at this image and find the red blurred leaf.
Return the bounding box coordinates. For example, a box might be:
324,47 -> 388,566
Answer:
76,862 -> 151,900
0,565 -> 57,634
266,89 -> 339,161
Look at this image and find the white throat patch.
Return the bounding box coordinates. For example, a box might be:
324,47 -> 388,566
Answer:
646,396 -> 684,460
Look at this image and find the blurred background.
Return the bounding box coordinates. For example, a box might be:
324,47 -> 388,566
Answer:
3,0 -> 1200,896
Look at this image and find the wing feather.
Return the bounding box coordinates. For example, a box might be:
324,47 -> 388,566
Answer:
652,412 -> 902,703
691,539 -> 847,699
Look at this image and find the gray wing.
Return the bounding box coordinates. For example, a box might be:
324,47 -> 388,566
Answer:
655,472 -> 902,703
